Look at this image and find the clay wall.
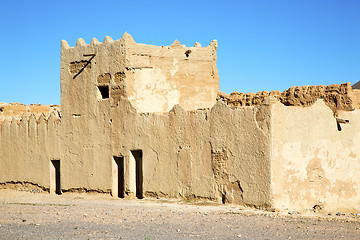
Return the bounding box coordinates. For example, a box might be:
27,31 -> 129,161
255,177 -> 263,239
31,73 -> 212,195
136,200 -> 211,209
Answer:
109,98 -> 272,206
271,99 -> 360,212
0,113 -> 61,191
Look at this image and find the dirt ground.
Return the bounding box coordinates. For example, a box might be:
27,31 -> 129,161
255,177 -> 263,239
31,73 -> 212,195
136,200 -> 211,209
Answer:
0,189 -> 360,239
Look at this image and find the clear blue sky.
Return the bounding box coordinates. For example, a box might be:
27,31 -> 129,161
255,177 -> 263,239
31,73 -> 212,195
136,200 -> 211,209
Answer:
0,0 -> 359,105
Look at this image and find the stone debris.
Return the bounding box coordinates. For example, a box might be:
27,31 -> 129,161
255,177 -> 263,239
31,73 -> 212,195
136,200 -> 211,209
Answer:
289,211 -> 298,215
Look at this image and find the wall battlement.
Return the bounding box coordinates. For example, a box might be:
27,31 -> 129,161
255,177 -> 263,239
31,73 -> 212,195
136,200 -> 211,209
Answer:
0,103 -> 60,125
61,33 -> 219,114
61,33 -> 218,51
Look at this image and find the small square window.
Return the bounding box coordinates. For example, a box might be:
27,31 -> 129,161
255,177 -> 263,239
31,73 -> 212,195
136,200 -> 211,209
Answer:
98,86 -> 109,99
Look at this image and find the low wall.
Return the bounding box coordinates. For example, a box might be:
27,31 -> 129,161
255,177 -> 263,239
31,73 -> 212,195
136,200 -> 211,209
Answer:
271,99 -> 360,212
0,113 -> 61,190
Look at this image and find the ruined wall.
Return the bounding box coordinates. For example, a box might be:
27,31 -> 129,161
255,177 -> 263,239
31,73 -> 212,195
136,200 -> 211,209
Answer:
0,103 -> 60,124
110,98 -> 272,206
0,113 -> 61,190
271,99 -> 360,212
218,83 -> 354,112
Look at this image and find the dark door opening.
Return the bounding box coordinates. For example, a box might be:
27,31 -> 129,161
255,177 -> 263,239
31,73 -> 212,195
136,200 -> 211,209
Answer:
114,156 -> 125,198
131,150 -> 143,199
51,160 -> 61,195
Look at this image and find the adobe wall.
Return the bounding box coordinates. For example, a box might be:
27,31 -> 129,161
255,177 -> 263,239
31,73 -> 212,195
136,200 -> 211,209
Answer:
0,113 -> 61,191
271,99 -> 360,212
109,98 -> 272,206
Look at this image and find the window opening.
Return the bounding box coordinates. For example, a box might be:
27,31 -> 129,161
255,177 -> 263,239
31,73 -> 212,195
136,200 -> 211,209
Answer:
98,85 -> 109,99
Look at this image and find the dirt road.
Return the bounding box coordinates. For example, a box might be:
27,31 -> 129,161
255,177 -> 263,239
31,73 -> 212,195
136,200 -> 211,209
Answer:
0,189 -> 359,239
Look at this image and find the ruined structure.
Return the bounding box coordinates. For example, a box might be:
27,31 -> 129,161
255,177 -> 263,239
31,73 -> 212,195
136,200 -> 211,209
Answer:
1,33 -> 360,213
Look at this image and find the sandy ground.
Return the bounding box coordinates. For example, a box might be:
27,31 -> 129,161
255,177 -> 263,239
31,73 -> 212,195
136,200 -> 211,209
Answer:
0,189 -> 360,239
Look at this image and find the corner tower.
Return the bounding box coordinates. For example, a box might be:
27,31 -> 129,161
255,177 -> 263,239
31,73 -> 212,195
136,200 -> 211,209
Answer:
61,32 -> 219,114
59,33 -> 219,191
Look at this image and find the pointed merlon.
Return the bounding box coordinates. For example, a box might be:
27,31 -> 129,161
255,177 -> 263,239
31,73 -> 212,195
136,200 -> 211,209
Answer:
76,38 -> 86,47
29,114 -> 36,126
1,118 -> 10,129
90,38 -> 100,45
171,39 -> 182,47
11,117 -> 18,126
39,113 -> 47,123
122,32 -> 135,43
194,42 -> 202,48
170,104 -> 185,115
20,114 -> 27,124
210,39 -> 218,50
61,40 -> 70,49
104,36 -> 114,44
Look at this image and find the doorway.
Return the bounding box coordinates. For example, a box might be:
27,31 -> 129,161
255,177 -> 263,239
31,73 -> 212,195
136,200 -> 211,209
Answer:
50,160 -> 61,194
113,156 -> 125,198
130,150 -> 143,199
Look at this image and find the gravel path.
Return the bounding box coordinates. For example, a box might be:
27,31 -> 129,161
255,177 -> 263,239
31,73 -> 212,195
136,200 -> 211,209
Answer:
0,190 -> 359,239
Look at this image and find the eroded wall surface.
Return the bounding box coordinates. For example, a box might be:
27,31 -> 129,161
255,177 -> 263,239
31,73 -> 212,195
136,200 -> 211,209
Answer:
124,37 -> 219,112
0,113 -> 61,190
218,83 -> 354,112
271,99 -> 360,212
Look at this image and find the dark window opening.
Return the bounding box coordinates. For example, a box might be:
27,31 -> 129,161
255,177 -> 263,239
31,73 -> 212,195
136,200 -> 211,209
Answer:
114,156 -> 125,198
98,85 -> 109,99
131,150 -> 143,199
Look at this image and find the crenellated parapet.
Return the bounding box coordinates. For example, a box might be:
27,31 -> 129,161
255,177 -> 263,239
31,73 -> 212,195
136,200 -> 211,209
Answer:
0,102 -> 60,125
0,111 -> 61,138
60,32 -> 219,114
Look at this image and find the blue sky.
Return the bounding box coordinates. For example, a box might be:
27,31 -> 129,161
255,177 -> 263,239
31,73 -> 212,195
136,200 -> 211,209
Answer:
0,0 -> 359,105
